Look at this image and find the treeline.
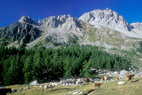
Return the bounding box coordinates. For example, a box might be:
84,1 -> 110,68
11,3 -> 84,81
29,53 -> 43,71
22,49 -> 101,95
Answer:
0,45 -> 130,85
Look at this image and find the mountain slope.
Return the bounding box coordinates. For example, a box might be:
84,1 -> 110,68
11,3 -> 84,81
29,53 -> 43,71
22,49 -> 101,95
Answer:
131,23 -> 142,36
79,8 -> 142,38
131,23 -> 142,30
0,16 -> 42,47
0,9 -> 142,50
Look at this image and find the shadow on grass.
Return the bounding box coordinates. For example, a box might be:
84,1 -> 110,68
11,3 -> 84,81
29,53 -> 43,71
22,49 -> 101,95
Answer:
83,89 -> 96,95
49,88 -> 73,92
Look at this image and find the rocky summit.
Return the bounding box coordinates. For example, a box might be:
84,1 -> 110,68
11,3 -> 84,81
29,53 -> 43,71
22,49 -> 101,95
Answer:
0,8 -> 142,50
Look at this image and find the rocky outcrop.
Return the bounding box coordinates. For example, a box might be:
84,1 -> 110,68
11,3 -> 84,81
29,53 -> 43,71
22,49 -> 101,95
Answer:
19,16 -> 38,25
131,23 -> 142,30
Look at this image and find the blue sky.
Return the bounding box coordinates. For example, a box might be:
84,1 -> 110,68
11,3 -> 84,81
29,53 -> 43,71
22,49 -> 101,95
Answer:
0,0 -> 142,27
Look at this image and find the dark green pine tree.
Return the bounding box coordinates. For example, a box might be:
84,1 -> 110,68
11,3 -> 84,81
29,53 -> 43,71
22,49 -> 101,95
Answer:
82,61 -> 91,78
105,58 -> 112,70
32,51 -> 44,81
63,56 -> 72,78
2,56 -> 12,85
3,55 -> 20,85
0,60 -> 3,82
23,55 -> 33,83
43,55 -> 50,81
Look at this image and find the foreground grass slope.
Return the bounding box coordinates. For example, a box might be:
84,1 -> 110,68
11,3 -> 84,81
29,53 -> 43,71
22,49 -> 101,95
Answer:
7,78 -> 142,95
93,79 -> 142,95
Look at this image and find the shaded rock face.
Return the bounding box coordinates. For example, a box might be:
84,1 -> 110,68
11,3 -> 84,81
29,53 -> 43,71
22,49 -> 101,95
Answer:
0,22 -> 42,46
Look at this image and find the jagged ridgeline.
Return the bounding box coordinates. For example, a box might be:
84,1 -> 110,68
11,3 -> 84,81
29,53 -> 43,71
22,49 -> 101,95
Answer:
0,45 -> 130,85
0,9 -> 142,50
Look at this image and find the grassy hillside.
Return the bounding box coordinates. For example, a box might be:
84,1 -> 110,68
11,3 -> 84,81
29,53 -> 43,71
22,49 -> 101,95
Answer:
7,77 -> 142,95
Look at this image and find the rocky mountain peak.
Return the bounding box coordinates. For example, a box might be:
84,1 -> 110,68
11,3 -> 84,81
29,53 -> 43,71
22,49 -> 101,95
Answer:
79,8 -> 130,31
19,16 -> 37,25
57,15 -> 71,20
38,15 -> 71,25
38,15 -> 80,30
